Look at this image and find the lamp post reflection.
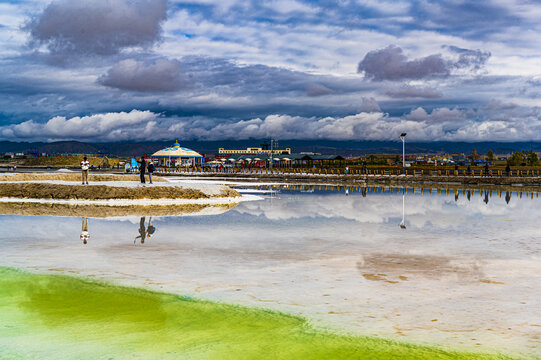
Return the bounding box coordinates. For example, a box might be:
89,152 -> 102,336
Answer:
399,188 -> 406,229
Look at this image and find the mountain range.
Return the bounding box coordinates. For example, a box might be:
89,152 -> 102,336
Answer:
1,140 -> 540,158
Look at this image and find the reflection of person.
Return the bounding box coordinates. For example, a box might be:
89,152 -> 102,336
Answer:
484,191 -> 489,204
454,191 -> 459,202
467,190 -> 471,201
505,191 -> 511,204
80,217 -> 89,244
147,217 -> 155,238
81,156 -> 90,185
361,187 -> 367,197
135,217 -> 147,244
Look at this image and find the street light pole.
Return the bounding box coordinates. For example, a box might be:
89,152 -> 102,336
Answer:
399,133 -> 407,175
269,139 -> 273,170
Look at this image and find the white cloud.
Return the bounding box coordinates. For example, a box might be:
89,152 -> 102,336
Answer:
0,110 -> 159,141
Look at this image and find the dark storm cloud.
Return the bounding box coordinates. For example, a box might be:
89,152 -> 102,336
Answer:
357,45 -> 449,81
384,84 -> 442,99
358,97 -> 381,112
358,45 -> 491,81
409,1 -> 521,39
177,56 -> 373,97
305,83 -> 333,97
446,45 -> 491,71
98,58 -> 184,92
485,99 -> 518,111
27,0 -> 167,56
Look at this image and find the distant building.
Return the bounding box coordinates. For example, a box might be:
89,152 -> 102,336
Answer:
215,144 -> 291,159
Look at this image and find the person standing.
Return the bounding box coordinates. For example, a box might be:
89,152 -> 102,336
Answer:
147,160 -> 155,184
139,156 -> 146,184
81,156 -> 89,184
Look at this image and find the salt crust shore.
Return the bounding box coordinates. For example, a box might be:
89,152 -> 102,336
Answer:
0,174 -> 253,204
0,194 -> 261,205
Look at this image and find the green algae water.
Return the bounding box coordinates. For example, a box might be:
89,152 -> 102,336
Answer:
0,267 -> 517,360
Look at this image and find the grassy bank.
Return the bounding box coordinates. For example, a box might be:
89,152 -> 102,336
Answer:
0,183 -> 240,200
0,267 -> 518,360
0,173 -> 167,182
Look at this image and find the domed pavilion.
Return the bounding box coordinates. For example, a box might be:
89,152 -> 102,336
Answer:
151,140 -> 204,167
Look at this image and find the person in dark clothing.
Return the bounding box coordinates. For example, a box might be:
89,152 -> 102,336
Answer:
139,156 -> 146,184
505,164 -> 511,177
467,165 -> 472,176
484,163 -> 489,177
147,160 -> 155,184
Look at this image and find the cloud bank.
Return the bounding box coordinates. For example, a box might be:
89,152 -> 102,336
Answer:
1,106 -> 540,142
0,110 -> 158,141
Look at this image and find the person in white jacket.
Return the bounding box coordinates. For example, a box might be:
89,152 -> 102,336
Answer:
81,156 -> 90,184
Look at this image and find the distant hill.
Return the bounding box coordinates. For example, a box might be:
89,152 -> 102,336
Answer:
1,140 -> 540,157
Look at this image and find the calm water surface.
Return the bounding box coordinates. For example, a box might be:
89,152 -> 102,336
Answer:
1,184 -> 540,357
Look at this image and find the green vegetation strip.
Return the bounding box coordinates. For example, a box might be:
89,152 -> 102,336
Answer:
0,267 -> 517,360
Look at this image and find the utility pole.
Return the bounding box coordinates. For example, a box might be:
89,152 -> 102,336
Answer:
269,139 -> 278,170
399,133 -> 407,175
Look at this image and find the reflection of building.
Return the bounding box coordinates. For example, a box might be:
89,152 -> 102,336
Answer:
151,140 -> 204,167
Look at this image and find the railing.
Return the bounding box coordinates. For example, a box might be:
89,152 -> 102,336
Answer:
153,166 -> 541,178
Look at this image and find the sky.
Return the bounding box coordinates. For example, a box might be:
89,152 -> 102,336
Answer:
0,0 -> 541,143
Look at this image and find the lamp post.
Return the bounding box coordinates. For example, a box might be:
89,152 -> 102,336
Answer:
399,133 -> 407,175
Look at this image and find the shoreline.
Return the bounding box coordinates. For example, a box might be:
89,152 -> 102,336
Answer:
155,171 -> 541,186
162,173 -> 541,194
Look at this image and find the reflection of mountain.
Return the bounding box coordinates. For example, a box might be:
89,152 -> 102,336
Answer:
1,139 -> 540,156
0,202 -> 238,218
